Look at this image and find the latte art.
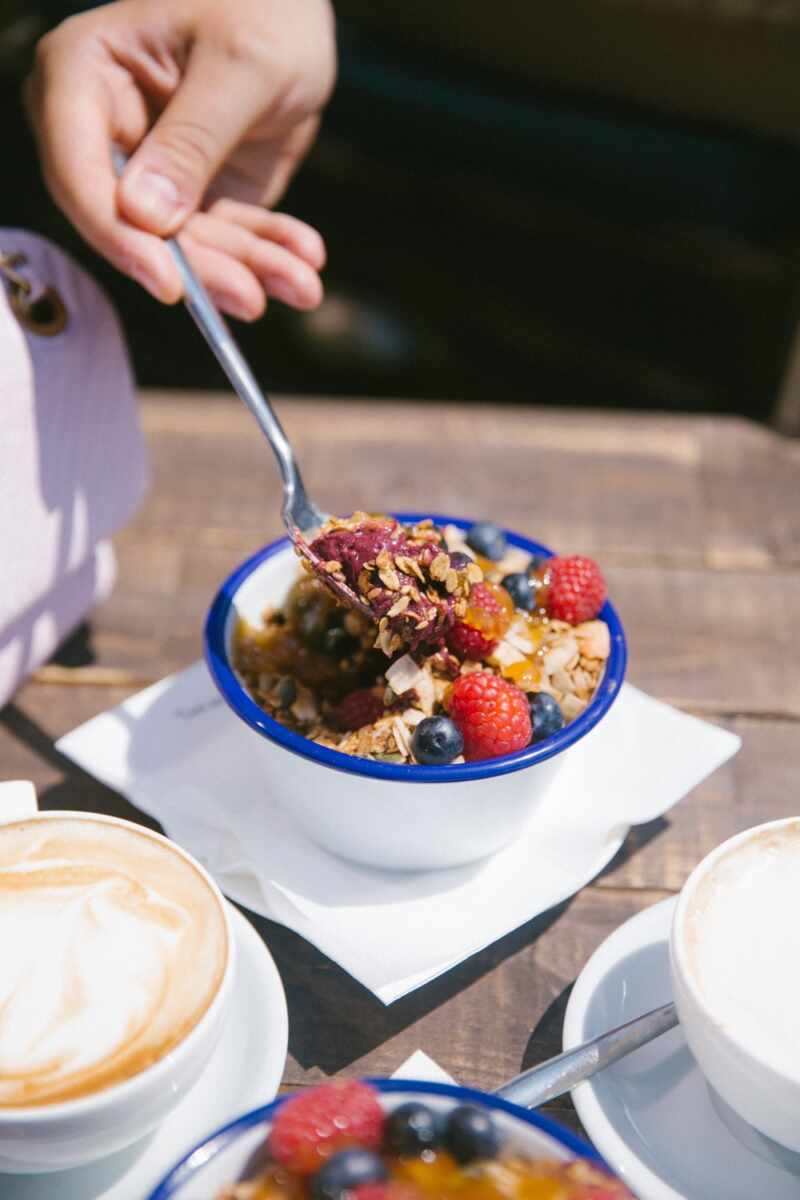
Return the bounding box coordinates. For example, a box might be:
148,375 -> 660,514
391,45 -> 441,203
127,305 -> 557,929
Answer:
0,818 -> 227,1107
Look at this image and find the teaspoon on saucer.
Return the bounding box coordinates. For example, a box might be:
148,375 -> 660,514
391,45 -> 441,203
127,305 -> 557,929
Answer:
495,1002 -> 678,1108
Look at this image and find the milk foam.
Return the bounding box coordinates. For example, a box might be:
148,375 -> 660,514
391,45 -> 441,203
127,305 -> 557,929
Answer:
685,822 -> 800,1078
0,818 -> 227,1107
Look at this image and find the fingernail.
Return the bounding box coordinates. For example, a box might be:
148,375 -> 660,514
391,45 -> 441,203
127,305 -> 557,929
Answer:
211,292 -> 254,321
128,261 -> 162,299
126,170 -> 181,229
269,279 -> 302,307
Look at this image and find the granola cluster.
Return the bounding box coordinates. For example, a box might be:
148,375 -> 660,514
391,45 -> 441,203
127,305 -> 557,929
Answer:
232,518 -> 612,766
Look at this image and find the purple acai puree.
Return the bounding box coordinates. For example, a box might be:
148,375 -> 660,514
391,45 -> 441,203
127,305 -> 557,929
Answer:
309,518 -> 420,587
309,517 -> 464,651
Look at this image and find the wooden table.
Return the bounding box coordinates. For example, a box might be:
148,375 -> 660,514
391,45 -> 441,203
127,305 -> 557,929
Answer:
2,391 -> 798,1135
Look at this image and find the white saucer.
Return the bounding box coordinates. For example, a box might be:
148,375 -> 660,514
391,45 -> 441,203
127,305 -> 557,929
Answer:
563,897 -> 798,1200
1,904 -> 288,1200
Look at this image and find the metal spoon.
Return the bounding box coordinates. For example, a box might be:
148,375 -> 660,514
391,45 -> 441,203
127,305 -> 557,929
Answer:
111,149 -> 372,617
494,1002 -> 677,1108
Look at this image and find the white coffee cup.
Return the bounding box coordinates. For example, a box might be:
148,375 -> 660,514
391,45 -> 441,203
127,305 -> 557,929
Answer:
670,817 -> 800,1159
0,782 -> 235,1173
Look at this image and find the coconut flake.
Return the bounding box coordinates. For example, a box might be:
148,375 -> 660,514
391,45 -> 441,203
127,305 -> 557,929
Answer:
504,616 -> 535,655
575,620 -> 611,661
291,692 -> 318,722
543,636 -> 579,676
386,653 -> 425,695
491,640 -> 526,668
415,666 -> 436,715
392,717 -> 413,758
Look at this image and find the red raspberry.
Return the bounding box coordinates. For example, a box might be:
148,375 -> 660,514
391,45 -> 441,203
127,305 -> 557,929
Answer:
269,1080 -> 384,1174
354,1188 -> 392,1200
446,582 -> 512,661
447,671 -> 532,761
329,688 -> 385,731
466,581 -> 513,638
546,555 -> 607,624
355,1186 -> 422,1200
446,621 -> 497,662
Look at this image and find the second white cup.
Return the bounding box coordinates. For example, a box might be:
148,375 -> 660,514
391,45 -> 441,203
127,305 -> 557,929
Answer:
670,817 -> 800,1161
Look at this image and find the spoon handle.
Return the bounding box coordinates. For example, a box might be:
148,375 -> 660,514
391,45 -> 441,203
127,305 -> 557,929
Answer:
169,240 -> 293,469
493,1002 -> 678,1109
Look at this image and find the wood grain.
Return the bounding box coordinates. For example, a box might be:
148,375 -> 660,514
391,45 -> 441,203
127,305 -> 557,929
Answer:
1,390 -> 798,1141
135,393 -> 800,568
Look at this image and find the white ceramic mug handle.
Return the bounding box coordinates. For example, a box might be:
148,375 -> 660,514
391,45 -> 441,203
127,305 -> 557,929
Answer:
0,780 -> 39,823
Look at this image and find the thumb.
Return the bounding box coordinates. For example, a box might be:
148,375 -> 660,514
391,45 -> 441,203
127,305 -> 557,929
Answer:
118,41 -> 269,236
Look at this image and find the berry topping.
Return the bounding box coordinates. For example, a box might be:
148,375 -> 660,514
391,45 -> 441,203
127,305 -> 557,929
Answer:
444,1104 -> 501,1164
269,1081 -> 384,1174
311,1149 -> 388,1200
385,1102 -> 441,1156
546,556 -> 607,624
447,581 -> 513,661
411,716 -> 464,766
465,582 -> 514,639
329,689 -> 386,732
448,551 -> 474,571
447,672 -> 532,761
465,522 -> 507,561
353,1186 -> 422,1200
446,621 -> 497,662
275,676 -> 297,708
529,692 -> 565,742
500,572 -> 534,612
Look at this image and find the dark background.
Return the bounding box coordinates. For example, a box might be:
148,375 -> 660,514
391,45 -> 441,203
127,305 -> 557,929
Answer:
3,0 -> 800,422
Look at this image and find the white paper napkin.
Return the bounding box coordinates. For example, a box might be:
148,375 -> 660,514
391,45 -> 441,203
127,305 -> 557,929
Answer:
392,1051 -> 456,1085
57,663 -> 739,1003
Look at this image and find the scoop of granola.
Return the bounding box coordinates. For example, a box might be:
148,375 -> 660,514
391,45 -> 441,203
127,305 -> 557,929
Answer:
303,514 -> 482,655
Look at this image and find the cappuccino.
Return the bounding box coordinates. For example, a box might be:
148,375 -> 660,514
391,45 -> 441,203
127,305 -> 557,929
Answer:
0,816 -> 228,1107
684,819 -> 800,1078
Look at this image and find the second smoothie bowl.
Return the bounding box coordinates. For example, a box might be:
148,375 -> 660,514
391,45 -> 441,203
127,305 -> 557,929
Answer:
205,514 -> 626,871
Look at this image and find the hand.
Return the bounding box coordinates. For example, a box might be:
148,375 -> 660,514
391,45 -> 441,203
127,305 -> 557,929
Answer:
25,0 -> 336,319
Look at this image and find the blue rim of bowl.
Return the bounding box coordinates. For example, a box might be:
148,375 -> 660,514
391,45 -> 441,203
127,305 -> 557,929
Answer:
147,1078 -> 605,1200
205,514 -> 627,784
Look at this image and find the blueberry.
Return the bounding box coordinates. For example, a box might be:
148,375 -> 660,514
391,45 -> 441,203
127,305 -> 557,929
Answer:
526,555 -> 545,576
412,716 -> 464,765
275,677 -> 297,708
311,1150 -> 387,1200
444,1105 -> 501,1164
322,626 -> 358,658
385,1101 -> 441,1155
529,692 -> 564,742
298,605 -> 330,648
465,522 -> 507,561
448,551 -> 473,571
501,572 -> 534,612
